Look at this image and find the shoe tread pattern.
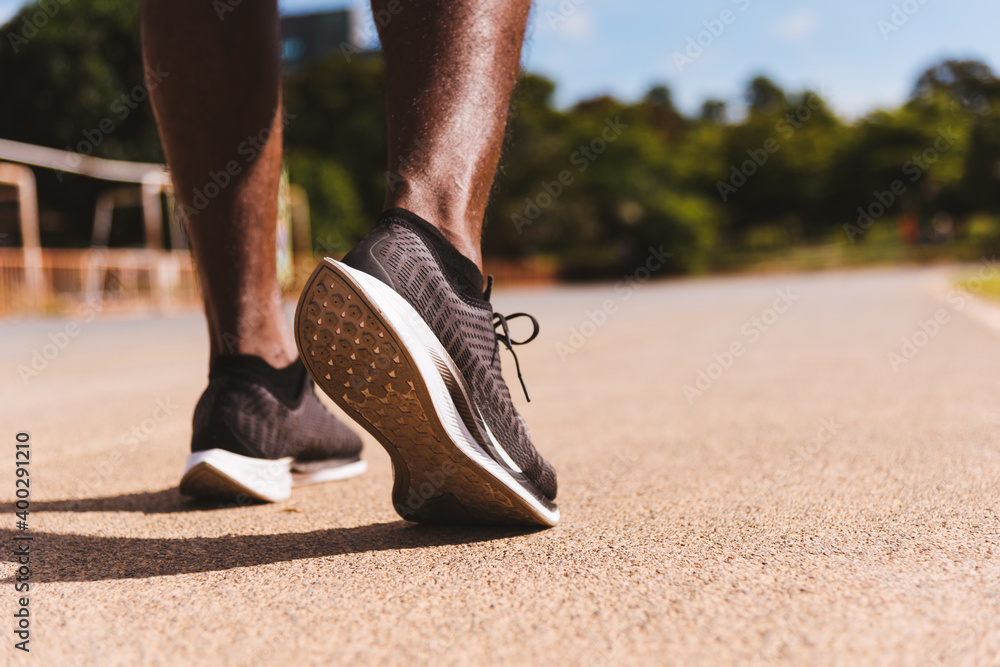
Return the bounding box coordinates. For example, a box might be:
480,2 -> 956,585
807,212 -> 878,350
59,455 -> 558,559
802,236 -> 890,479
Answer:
297,264 -> 543,525
350,219 -> 557,500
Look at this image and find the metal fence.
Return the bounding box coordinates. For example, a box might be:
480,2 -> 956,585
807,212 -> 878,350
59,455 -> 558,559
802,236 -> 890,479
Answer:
0,247 -> 557,317
0,247 -> 199,316
0,138 -> 555,318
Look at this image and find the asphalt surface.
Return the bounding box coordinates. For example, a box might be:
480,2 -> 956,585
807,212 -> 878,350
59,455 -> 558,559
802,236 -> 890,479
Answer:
1,265 -> 998,666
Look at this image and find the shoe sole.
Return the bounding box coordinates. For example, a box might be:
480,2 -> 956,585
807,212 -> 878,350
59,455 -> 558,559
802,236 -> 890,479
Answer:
294,258 -> 559,527
179,449 -> 367,504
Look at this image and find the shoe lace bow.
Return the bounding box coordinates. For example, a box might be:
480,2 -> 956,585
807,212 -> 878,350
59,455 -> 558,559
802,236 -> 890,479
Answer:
486,276 -> 540,403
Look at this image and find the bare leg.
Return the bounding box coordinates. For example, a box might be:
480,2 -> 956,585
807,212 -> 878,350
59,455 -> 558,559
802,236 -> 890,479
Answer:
141,0 -> 294,368
374,0 -> 532,272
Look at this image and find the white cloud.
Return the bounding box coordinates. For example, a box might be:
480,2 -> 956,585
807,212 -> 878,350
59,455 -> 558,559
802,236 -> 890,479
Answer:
560,10 -> 595,42
773,8 -> 821,42
535,2 -> 596,43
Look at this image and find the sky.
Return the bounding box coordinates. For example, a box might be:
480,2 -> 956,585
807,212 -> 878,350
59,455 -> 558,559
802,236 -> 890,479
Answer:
3,0 -> 998,119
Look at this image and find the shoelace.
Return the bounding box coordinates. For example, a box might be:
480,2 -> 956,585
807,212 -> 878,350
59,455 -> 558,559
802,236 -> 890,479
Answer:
485,276 -> 540,403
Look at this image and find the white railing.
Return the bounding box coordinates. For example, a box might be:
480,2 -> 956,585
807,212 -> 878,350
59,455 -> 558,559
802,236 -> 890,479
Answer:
0,138 -> 175,312
0,247 -> 200,316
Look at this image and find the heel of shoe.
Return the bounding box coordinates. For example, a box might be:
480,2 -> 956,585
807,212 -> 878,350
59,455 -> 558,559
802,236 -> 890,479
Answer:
296,259 -> 560,526
180,449 -> 293,503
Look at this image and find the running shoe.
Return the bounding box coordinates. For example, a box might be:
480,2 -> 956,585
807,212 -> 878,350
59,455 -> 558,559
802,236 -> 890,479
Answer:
294,208 -> 558,526
180,355 -> 366,503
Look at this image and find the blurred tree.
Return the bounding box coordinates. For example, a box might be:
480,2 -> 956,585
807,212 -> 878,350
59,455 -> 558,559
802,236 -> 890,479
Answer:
963,103 -> 1000,215
282,54 -> 387,234
284,151 -> 367,255
0,0 -> 159,161
700,100 -> 727,124
1,6 -> 996,275
0,0 -> 160,245
746,75 -> 788,116
641,84 -> 685,138
913,59 -> 999,112
911,60 -> 1000,220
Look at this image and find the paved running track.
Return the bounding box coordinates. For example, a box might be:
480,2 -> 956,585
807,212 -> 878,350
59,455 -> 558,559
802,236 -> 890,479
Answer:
1,265 -> 998,666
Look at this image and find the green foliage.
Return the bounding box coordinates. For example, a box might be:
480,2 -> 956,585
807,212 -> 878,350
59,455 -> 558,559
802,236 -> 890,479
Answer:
3,0 -> 1000,273
0,0 -> 159,245
0,0 -> 159,161
285,151 -> 367,255
282,54 -> 387,229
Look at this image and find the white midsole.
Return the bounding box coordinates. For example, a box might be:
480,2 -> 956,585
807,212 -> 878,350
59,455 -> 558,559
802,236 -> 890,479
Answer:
291,459 -> 368,486
183,449 -> 294,503
184,449 -> 368,501
336,261 -> 560,525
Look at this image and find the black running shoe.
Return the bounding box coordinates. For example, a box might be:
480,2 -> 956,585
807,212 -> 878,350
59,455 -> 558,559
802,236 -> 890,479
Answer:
179,355 -> 366,503
294,208 -> 558,526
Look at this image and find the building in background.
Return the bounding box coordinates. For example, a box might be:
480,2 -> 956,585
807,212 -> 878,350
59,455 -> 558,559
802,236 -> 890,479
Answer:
280,9 -> 367,70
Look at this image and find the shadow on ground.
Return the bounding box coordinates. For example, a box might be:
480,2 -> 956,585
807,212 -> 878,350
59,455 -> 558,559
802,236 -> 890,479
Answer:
0,491 -> 540,584
3,488 -> 279,514
0,522 -> 537,583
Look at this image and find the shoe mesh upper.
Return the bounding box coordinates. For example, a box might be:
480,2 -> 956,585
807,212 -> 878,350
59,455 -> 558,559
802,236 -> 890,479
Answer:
192,373 -> 362,462
343,215 -> 557,500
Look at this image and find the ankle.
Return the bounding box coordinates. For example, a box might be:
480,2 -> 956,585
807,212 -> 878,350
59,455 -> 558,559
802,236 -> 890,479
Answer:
210,354 -> 306,406
383,193 -> 483,272
223,343 -> 297,370
210,313 -> 297,369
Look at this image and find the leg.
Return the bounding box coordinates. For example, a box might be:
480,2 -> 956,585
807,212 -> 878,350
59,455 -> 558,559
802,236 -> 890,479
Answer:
143,1 -> 363,503
375,0 -> 532,271
296,0 -> 558,526
142,0 -> 293,368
